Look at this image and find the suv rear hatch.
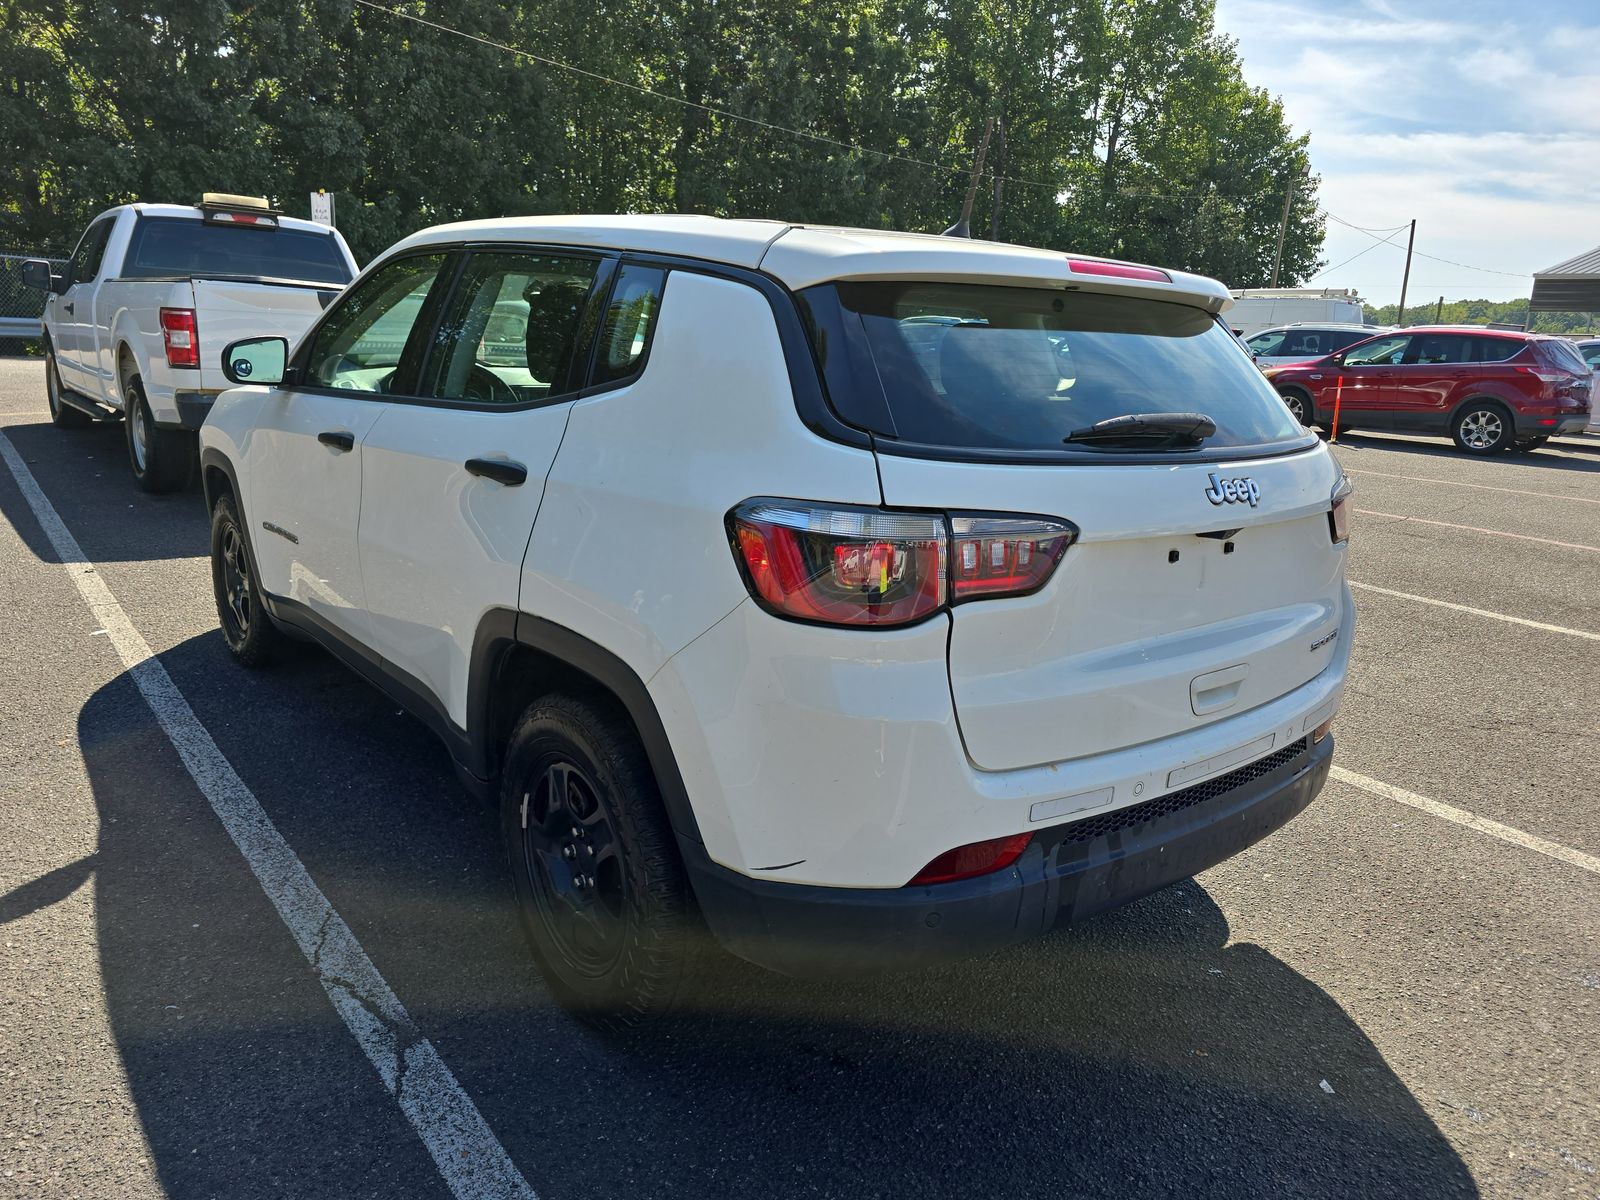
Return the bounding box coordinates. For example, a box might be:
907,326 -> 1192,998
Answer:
803,276 -> 1348,770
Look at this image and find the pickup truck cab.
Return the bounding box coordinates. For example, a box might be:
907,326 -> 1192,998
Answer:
24,195 -> 357,491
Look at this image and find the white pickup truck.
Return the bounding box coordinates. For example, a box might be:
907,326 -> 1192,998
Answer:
24,195 -> 357,491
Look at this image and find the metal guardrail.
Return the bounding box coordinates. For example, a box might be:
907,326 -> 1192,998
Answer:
0,315 -> 42,339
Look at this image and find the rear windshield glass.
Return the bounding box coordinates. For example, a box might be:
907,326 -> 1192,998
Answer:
1540,338 -> 1590,374
124,217 -> 352,285
809,281 -> 1304,454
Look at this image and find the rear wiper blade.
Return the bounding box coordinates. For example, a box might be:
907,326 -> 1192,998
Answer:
1063,412 -> 1217,447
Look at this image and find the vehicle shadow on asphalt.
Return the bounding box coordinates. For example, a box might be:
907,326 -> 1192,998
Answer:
78,631 -> 1479,1200
0,419 -> 206,565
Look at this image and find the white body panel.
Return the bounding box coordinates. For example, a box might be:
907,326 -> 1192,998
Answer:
521,271 -> 882,687
228,389 -> 384,640
1227,292 -> 1366,338
357,403 -> 567,727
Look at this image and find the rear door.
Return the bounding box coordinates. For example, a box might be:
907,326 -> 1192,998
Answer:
241,251 -> 450,642
1389,332 -> 1475,429
816,279 -> 1346,770
355,250 -> 658,728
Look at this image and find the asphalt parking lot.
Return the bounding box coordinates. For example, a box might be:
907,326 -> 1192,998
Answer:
1,355 -> 1596,1200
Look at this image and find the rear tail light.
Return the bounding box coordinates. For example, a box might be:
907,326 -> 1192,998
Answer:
950,515 -> 1075,600
1515,365 -> 1567,384
908,833 -> 1032,886
1067,258 -> 1170,283
728,501 -> 1077,628
159,307 -> 199,369
1329,476 -> 1353,544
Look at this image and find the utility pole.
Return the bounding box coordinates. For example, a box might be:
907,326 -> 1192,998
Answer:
1270,166 -> 1304,287
1435,295 -> 1444,323
1396,219 -> 1416,324
944,116 -> 994,239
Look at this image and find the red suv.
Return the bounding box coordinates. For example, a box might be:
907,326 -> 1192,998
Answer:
1263,327 -> 1594,454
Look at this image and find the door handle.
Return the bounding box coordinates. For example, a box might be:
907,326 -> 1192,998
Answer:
317,430 -> 355,452
464,457 -> 527,486
63,301 -> 74,316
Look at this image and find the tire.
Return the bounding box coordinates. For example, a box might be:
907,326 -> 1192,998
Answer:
44,347 -> 91,429
124,374 -> 193,493
210,494 -> 282,667
501,694 -> 699,1029
1512,436 -> 1549,453
1278,388 -> 1312,427
1451,400 -> 1514,456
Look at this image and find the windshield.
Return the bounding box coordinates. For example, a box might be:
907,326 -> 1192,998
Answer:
806,281 -> 1305,453
124,216 -> 352,285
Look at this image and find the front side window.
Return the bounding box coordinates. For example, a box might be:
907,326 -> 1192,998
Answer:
1246,329 -> 1285,355
1326,329 -> 1371,353
421,252 -> 600,405
806,281 -> 1305,454
305,254 -> 447,393
1342,335 -> 1410,366
67,217 -> 114,285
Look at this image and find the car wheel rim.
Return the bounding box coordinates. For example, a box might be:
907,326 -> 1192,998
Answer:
518,758 -> 627,978
1461,410 -> 1501,449
1285,395 -> 1305,423
219,523 -> 251,641
132,395 -> 149,470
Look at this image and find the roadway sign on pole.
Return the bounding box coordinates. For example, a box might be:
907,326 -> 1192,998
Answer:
309,190 -> 335,227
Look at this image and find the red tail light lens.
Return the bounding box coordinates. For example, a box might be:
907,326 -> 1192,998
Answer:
730,501 -> 946,627
1067,258 -> 1170,283
951,515 -> 1075,601
1330,476 -> 1353,544
160,307 -> 199,369
908,833 -> 1033,886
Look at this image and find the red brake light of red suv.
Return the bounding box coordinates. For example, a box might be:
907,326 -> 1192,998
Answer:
159,307 -> 199,368
908,832 -> 1033,886
728,502 -> 1077,627
729,501 -> 947,627
1067,258 -> 1170,283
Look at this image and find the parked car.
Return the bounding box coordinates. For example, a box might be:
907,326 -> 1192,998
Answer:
1244,322 -> 1387,368
1264,326 -> 1594,453
199,215 -> 1352,1023
23,194 -> 357,491
1578,338 -> 1600,433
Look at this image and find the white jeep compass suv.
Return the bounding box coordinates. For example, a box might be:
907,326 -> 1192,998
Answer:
199,215 -> 1354,1023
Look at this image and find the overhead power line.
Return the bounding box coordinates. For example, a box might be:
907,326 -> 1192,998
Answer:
1323,210 -> 1527,280
350,0 -> 1063,193
1308,226 -> 1410,281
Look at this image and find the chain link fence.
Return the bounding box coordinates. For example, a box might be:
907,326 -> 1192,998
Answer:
0,252 -> 63,355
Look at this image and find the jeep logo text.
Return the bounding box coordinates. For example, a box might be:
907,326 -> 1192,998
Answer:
1204,473 -> 1260,506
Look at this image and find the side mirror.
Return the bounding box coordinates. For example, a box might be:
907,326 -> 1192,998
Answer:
221,336 -> 289,386
1327,352 -> 1344,367
20,259 -> 64,294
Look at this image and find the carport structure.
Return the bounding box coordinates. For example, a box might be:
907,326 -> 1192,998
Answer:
1531,244 -> 1600,313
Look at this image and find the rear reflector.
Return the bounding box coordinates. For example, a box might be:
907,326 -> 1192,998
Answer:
159,307 -> 199,369
908,833 -> 1032,886
1067,258 -> 1170,283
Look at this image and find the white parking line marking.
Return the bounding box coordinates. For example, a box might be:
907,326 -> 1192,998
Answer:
1349,580 -> 1600,641
1354,508 -> 1600,553
0,431 -> 537,1200
1344,467 -> 1600,506
1331,766 -> 1600,878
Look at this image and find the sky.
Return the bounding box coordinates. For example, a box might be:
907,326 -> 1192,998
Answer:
1212,0 -> 1600,306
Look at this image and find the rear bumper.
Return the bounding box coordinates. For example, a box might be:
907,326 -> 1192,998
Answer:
685,733 -> 1333,977
1516,412 -> 1589,437
166,390 -> 219,431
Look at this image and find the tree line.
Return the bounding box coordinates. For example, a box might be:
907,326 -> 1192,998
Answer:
1,0 -> 1324,282
1363,297 -> 1597,338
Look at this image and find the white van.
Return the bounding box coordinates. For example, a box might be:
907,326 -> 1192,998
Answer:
1228,288 -> 1367,337
200,215 -> 1354,1023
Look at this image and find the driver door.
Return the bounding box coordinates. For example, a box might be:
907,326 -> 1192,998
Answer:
238,252 -> 452,643
1333,333 -> 1412,426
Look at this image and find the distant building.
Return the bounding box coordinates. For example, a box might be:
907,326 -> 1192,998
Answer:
1531,246 -> 1600,314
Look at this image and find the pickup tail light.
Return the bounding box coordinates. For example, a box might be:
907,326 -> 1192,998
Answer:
1330,476 -> 1353,544
908,833 -> 1033,886
159,307 -> 199,369
728,501 -> 1077,628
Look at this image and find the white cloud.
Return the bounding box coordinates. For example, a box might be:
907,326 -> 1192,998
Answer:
1215,0 -> 1600,303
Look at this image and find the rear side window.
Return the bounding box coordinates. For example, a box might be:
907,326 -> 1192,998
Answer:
805,281 -> 1304,453
1466,336 -> 1519,363
1581,343 -> 1600,367
591,265 -> 666,386
124,217 -> 351,285
1280,329 -> 1334,356
1407,333 -> 1471,365
421,252 -> 600,404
